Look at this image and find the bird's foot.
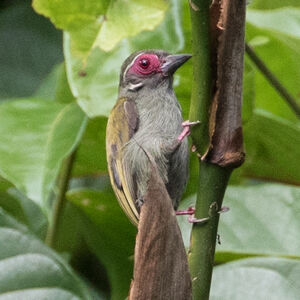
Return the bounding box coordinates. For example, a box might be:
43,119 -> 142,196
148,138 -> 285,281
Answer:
177,120 -> 201,142
188,215 -> 210,224
176,207 -> 208,223
176,206 -> 195,215
177,206 -> 230,224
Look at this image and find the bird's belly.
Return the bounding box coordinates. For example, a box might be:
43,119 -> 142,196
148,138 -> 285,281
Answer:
123,94 -> 188,204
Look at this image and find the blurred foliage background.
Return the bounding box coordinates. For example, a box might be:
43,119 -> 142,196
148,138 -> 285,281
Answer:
0,0 -> 299,299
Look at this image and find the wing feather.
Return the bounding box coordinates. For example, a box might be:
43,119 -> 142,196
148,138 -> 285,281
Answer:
106,98 -> 139,226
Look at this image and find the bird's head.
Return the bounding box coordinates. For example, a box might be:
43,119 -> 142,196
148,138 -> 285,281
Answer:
119,50 -> 191,95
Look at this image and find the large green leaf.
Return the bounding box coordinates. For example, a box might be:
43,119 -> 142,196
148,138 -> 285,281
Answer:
178,183 -> 300,260
242,110 -> 300,183
63,0 -> 184,117
242,60 -> 256,124
0,99 -> 87,210
211,257 -> 300,300
92,0 -> 168,52
73,117 -> 107,176
246,10 -> 300,122
250,0 -> 300,9
67,189 -> 136,300
35,63 -> 75,103
0,187 -> 47,239
247,8 -> 300,40
0,208 -> 92,299
33,0 -> 168,55
0,0 -> 62,100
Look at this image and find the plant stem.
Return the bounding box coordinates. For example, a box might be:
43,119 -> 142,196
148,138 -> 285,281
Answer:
45,151 -> 76,248
188,163 -> 231,299
188,0 -> 246,298
245,43 -> 300,118
188,0 -> 222,298
188,0 -> 212,154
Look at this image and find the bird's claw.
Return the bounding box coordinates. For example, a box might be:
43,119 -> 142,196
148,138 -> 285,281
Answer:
177,120 -> 200,142
176,207 -> 195,215
177,206 -> 230,224
188,216 -> 210,224
182,120 -> 201,127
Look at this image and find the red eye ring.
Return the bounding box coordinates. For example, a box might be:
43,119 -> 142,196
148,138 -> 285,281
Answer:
139,58 -> 150,69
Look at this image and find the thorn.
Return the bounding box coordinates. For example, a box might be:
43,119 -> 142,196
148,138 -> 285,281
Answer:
218,206 -> 230,214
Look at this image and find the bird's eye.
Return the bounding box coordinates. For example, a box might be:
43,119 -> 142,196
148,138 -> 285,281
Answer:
139,58 -> 150,69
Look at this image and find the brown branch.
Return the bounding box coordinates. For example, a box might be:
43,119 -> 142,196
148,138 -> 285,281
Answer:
203,0 -> 246,168
129,166 -> 192,300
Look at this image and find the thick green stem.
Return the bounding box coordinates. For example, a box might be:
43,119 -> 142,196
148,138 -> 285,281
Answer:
188,163 -> 231,299
245,43 -> 300,118
188,0 -> 245,298
189,0 -> 212,154
45,151 -> 76,248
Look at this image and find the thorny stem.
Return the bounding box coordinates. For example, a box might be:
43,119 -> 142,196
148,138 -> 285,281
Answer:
188,0 -> 246,299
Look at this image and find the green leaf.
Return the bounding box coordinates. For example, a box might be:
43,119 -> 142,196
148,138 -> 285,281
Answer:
32,0 -> 108,58
0,188 -> 47,239
67,189 -> 136,300
64,0 -> 184,117
92,0 -> 168,52
0,0 -> 62,100
34,64 -> 62,101
0,99 -> 87,210
178,183 -> 300,259
35,63 -> 75,103
242,60 -> 255,124
250,0 -> 300,10
0,209 -> 92,299
211,257 -> 300,300
247,8 -> 300,40
242,110 -> 300,184
73,117 -> 107,176
33,0 -> 168,55
245,11 -> 300,122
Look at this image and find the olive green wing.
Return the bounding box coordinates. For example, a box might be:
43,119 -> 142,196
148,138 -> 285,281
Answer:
106,98 -> 139,226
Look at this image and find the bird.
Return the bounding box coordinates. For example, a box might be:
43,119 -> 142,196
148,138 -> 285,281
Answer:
106,49 -> 194,226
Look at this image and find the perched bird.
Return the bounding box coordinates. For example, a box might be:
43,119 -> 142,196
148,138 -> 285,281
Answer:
106,50 -> 193,226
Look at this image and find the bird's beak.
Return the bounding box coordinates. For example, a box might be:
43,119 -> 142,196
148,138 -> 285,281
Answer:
161,54 -> 192,76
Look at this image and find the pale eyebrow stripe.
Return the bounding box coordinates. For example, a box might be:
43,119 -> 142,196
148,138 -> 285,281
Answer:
123,52 -> 145,82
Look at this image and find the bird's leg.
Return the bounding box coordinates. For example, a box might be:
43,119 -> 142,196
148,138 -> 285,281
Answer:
177,206 -> 230,224
176,206 -> 209,223
175,206 -> 195,215
188,215 -> 210,224
176,207 -> 209,224
166,120 -> 201,154
177,120 -> 201,142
